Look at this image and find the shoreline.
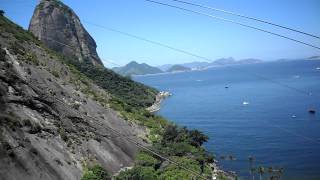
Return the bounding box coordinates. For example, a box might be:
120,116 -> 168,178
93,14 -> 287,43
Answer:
147,91 -> 236,179
146,91 -> 171,112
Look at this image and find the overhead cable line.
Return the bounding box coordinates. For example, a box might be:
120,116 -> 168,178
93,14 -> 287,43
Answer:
40,37 -> 123,67
170,0 -> 320,39
43,22 -> 318,98
144,0 -> 320,50
25,37 -> 320,144
83,21 -> 213,62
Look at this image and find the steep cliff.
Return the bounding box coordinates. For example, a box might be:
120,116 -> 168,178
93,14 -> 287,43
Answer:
0,15 -> 148,180
29,0 -> 103,66
29,0 -> 157,108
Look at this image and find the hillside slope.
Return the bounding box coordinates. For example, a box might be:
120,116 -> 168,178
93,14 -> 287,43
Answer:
0,15 -> 147,180
29,0 -> 158,108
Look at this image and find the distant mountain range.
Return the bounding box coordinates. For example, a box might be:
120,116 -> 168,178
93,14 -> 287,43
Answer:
113,55 -> 320,76
158,57 -> 263,71
112,61 -> 192,76
307,56 -> 320,60
166,65 -> 191,72
112,61 -> 163,76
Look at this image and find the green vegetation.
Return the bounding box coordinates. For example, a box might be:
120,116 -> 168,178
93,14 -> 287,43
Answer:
81,165 -> 110,180
0,15 -> 38,43
0,15 -> 225,180
116,123 -> 215,180
24,52 -> 39,65
51,70 -> 60,78
0,10 -> 4,16
65,60 -> 158,108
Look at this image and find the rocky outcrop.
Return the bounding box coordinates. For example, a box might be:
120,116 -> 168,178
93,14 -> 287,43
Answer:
28,0 -> 103,66
0,15 -> 147,180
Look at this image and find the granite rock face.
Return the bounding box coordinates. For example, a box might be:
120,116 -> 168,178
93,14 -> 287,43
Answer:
29,0 -> 103,66
0,15 -> 148,180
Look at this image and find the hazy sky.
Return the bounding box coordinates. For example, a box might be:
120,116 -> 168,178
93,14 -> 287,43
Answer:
1,0 -> 320,67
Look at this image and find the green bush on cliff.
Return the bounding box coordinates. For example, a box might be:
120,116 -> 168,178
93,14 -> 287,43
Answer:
115,166 -> 158,180
81,165 -> 110,180
65,59 -> 158,108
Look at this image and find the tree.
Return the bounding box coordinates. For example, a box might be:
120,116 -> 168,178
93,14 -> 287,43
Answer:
258,166 -> 265,180
248,156 -> 256,180
162,124 -> 179,143
188,129 -> 208,147
0,10 -> 4,16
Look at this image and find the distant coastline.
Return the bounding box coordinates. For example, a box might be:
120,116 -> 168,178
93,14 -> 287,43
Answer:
146,91 -> 171,112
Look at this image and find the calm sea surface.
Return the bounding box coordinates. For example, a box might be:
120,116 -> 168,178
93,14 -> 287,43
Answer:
134,60 -> 320,180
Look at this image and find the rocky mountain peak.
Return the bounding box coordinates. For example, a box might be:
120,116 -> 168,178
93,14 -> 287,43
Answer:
29,0 -> 103,66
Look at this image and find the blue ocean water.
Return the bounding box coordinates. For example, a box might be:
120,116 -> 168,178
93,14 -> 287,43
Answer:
134,60 -> 320,180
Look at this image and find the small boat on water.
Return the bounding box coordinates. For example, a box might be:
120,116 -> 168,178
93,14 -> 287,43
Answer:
309,109 -> 316,114
242,101 -> 249,105
292,115 -> 297,118
316,67 -> 320,70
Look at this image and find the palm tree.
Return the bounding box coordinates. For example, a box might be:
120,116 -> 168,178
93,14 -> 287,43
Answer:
258,166 -> 265,180
248,156 -> 256,180
278,168 -> 284,180
251,167 -> 256,180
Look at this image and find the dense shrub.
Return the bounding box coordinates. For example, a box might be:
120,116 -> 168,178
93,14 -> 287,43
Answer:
81,165 -> 110,180
162,124 -> 208,148
116,166 -> 158,180
51,70 -> 60,78
65,60 -> 158,108
135,151 -> 160,168
188,129 -> 209,148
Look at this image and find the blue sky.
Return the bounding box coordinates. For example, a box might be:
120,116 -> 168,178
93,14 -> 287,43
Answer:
1,0 -> 320,67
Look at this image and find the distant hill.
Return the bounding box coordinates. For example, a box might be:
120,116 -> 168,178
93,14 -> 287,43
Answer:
308,56 -> 320,60
113,61 -> 163,76
157,64 -> 174,71
180,61 -> 210,69
237,58 -> 263,64
158,57 -> 263,70
166,65 -> 191,72
212,57 -> 236,65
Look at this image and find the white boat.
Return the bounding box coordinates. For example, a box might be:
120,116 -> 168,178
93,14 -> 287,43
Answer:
242,101 -> 250,105
316,67 -> 320,70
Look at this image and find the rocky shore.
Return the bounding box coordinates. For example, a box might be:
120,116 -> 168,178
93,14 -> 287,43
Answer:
146,91 -> 171,112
